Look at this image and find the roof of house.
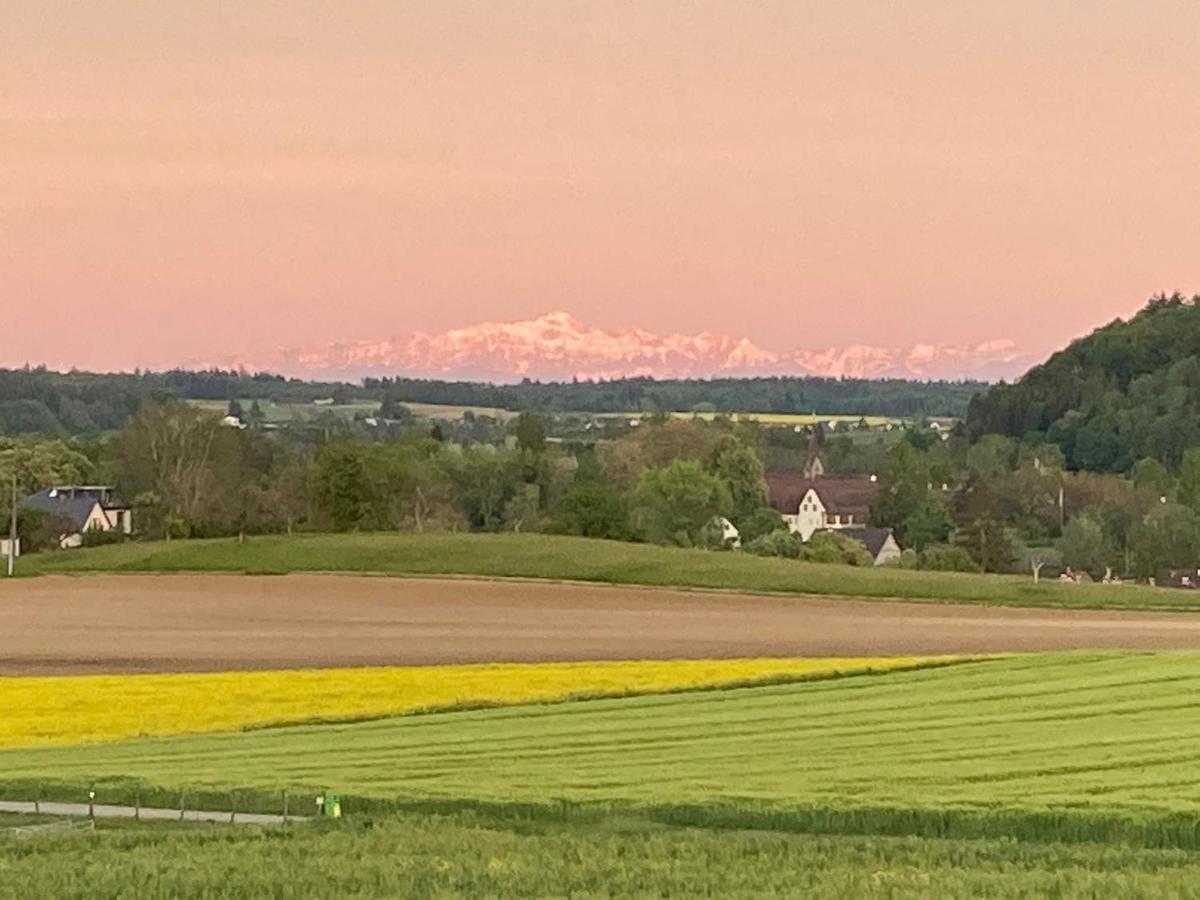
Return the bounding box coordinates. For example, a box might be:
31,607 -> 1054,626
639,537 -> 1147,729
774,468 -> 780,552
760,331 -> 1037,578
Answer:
836,526 -> 898,559
766,473 -> 880,521
21,488 -> 104,532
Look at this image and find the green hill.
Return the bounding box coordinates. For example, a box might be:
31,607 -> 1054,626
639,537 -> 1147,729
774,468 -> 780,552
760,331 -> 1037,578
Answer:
966,294 -> 1200,471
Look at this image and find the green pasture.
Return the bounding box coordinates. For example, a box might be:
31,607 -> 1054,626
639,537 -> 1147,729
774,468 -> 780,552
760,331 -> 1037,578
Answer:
16,532 -> 1200,611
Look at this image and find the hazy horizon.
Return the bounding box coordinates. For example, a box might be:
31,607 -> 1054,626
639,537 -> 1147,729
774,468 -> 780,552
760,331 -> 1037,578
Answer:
4,3 -> 1197,376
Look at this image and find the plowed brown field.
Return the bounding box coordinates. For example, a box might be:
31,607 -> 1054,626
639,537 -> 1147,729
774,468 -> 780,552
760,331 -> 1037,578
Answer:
3,574 -> 1200,675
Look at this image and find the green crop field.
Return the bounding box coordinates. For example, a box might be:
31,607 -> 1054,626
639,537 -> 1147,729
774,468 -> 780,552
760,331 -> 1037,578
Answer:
3,813 -> 1199,899
15,532 -> 1199,611
5,653 -> 1200,849
6,653 -> 1200,896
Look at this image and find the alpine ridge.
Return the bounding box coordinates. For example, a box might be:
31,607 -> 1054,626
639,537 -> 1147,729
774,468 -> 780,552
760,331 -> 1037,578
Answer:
213,312 -> 1033,382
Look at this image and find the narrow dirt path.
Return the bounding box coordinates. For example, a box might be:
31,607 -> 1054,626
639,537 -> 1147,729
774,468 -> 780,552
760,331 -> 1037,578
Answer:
0,799 -> 303,825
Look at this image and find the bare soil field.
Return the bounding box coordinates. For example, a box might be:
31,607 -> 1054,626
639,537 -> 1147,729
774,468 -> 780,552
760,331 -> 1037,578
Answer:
3,575 -> 1200,675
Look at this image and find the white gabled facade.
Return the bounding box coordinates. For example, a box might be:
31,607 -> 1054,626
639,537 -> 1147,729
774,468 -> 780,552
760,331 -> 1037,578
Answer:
780,487 -> 869,541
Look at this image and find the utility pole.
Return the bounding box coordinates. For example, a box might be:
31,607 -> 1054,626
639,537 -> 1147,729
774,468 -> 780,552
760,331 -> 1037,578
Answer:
7,471 -> 16,577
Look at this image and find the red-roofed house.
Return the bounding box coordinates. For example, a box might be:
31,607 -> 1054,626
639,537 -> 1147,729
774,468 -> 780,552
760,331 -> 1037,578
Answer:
765,472 -> 900,565
766,473 -> 880,540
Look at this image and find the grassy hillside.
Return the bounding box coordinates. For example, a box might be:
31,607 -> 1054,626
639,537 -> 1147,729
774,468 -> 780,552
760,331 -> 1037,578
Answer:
6,653 -> 1200,846
3,813 -> 1199,899
18,532 -> 1200,611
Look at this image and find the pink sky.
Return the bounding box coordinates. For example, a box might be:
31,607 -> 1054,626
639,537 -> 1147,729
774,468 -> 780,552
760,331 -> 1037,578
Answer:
2,2 -> 1198,375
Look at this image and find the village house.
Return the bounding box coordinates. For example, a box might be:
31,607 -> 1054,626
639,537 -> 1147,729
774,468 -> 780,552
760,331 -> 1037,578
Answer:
21,485 -> 132,549
836,527 -> 902,567
765,472 -> 902,566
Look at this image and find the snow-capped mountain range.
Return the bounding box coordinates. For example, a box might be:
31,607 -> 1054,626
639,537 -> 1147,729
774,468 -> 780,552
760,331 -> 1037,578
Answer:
212,312 -> 1034,382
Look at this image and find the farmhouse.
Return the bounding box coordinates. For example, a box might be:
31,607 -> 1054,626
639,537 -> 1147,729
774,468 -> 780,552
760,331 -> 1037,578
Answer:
767,473 -> 880,540
766,472 -> 901,565
21,485 -> 132,549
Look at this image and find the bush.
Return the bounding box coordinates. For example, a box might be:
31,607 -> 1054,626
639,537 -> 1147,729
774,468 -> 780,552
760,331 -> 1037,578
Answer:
81,528 -> 128,548
15,509 -> 72,554
919,544 -> 978,572
803,531 -> 873,567
737,507 -> 786,544
744,529 -> 802,559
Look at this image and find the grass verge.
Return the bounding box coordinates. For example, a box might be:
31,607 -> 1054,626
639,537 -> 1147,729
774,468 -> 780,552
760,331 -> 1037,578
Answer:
15,532 -> 1200,611
4,807 -> 1200,898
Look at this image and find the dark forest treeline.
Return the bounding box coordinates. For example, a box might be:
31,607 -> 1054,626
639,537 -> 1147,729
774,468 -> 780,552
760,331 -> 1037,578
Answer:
966,294 -> 1200,471
0,368 -> 983,437
362,376 -> 984,418
0,369 -> 362,436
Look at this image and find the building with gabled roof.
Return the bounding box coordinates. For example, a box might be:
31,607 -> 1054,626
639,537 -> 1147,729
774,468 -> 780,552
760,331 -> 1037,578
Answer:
21,485 -> 132,549
767,473 -> 880,540
833,526 -> 902,566
766,472 -> 900,565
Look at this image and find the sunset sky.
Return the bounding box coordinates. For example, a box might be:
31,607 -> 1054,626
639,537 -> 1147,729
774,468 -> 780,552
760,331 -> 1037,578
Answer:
3,2 -> 1198,375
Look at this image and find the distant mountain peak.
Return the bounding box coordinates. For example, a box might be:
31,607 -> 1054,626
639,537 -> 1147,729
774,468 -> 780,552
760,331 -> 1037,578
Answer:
206,311 -> 1032,382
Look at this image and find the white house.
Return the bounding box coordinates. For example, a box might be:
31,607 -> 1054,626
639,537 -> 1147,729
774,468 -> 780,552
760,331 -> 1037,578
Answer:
716,515 -> 741,549
766,472 -> 901,566
767,473 -> 880,541
21,486 -> 132,549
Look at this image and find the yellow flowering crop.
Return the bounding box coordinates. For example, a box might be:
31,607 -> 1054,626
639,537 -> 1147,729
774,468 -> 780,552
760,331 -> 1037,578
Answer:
3,656 -> 958,749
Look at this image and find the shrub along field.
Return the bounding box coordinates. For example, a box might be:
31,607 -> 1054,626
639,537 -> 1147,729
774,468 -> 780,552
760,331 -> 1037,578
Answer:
4,812 -> 1200,899
1,656 -> 954,748
16,532 -> 1200,611
5,653 -> 1200,848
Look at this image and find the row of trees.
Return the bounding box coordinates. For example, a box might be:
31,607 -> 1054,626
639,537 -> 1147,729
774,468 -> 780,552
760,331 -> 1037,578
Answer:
11,402 -> 786,551
15,392 -> 1200,581
365,376 -> 982,418
869,426 -> 1200,580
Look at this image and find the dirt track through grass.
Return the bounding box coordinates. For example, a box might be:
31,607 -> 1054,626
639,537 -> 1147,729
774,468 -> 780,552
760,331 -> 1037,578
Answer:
3,575 -> 1200,675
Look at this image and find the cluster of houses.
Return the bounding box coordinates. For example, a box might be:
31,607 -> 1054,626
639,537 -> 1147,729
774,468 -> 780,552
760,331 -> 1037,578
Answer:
1,485 -> 132,558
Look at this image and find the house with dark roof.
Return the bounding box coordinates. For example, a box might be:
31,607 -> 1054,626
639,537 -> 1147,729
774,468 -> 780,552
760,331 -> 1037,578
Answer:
832,526 -> 902,566
767,473 -> 880,539
766,472 -> 902,566
21,486 -> 132,549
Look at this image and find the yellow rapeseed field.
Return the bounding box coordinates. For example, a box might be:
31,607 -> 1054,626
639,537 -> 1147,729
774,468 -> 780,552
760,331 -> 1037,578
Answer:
4,656 -> 959,749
